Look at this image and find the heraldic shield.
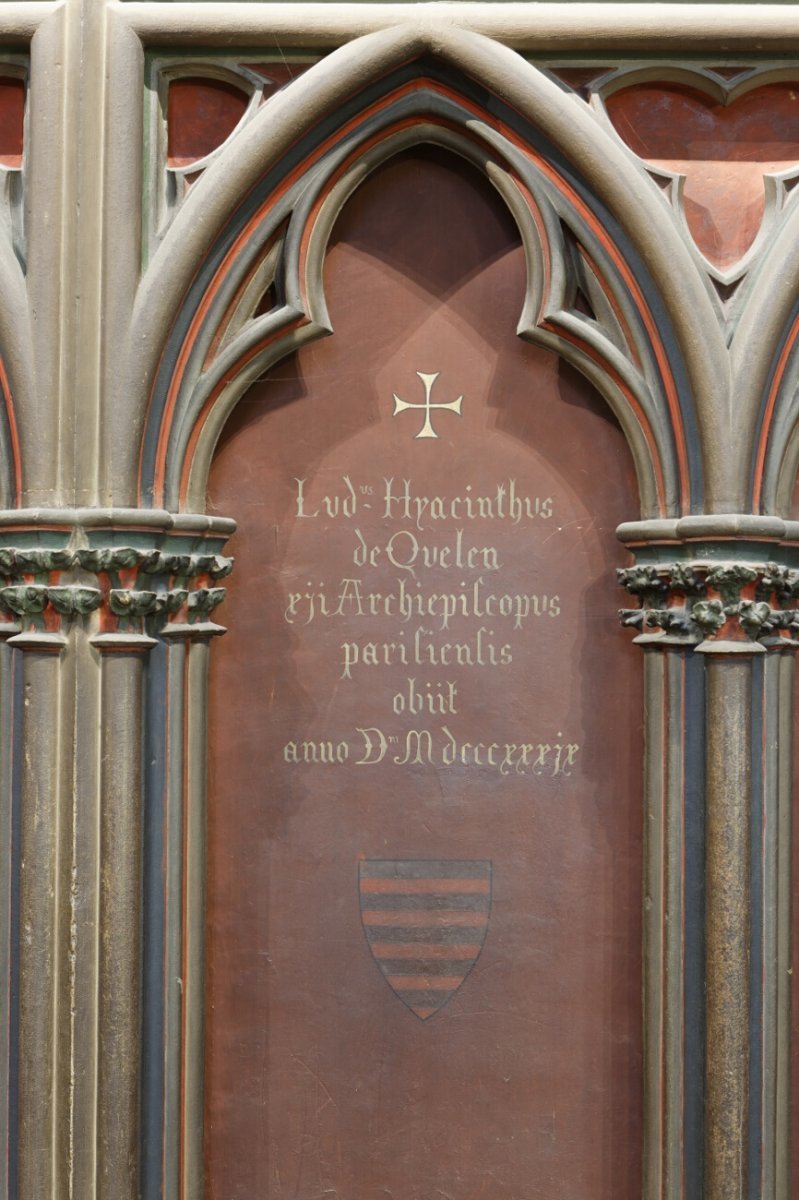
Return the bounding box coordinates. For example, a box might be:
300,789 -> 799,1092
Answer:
359,860 -> 492,1020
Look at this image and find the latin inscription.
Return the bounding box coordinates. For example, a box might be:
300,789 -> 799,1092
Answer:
281,471 -> 580,776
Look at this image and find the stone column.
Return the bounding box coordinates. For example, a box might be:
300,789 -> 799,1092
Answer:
619,528 -> 798,1200
0,511 -> 233,1200
157,618 -> 226,1200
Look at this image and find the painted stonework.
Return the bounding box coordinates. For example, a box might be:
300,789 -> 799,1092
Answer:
0,4 -> 795,1200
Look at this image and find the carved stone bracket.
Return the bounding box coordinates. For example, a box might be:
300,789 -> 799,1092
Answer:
0,509 -> 235,648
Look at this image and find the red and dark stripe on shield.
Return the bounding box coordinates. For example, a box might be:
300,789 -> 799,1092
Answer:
359,860 -> 491,1020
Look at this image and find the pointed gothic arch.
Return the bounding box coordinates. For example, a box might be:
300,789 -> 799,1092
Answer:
124,24 -> 733,520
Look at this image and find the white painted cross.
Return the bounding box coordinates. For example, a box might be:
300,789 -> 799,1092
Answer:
392,371 -> 464,439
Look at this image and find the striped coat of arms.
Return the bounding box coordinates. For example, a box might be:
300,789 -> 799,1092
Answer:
359,860 -> 492,1020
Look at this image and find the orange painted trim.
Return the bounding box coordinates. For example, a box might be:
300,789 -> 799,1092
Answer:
422,81 -> 689,513
0,357 -> 20,504
577,244 -> 643,372
148,71 -> 688,515
182,114 -> 664,508
151,81 -> 446,503
752,311 -> 799,512
202,224 -> 287,371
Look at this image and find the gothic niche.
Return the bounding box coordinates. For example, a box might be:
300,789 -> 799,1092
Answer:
205,147 -> 643,1198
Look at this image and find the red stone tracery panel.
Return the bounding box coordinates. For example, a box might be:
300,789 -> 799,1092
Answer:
166,66 -> 315,171
206,149 -> 643,1199
167,77 -> 249,168
607,82 -> 799,268
0,77 -> 23,169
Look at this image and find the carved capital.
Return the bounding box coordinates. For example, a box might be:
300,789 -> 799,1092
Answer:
90,547 -> 232,640
0,508 -> 235,645
618,558 -> 799,653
